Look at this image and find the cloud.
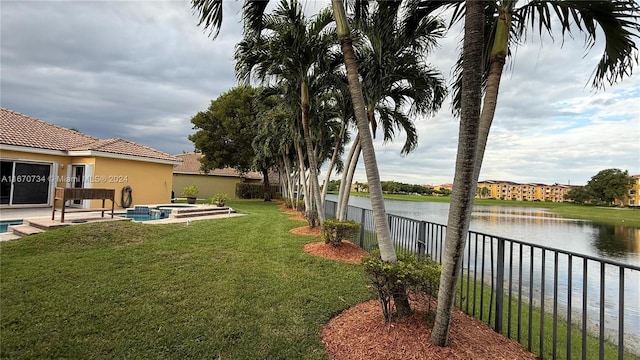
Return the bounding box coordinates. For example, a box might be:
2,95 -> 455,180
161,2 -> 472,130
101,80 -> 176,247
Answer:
2,0 -> 639,186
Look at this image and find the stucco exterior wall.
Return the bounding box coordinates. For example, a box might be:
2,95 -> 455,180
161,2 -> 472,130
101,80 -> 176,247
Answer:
172,174 -> 242,200
2,149 -> 174,208
92,157 -> 173,208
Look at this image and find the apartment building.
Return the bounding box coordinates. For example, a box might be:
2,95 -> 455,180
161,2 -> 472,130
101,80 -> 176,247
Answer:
624,174 -> 640,207
477,180 -> 575,202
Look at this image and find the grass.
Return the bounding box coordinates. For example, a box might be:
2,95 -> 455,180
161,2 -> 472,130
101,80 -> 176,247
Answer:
456,277 -> 640,360
346,192 -> 640,227
0,200 -> 371,359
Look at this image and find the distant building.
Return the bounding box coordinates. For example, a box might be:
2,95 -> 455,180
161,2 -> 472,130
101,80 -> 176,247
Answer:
172,153 -> 277,199
477,180 -> 576,202
623,175 -> 640,207
434,184 -> 453,191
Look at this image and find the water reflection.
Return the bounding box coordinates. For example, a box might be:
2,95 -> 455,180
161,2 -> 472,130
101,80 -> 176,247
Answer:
592,225 -> 640,259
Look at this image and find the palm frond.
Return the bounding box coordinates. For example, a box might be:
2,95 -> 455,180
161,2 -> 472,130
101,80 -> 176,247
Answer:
519,0 -> 640,88
191,0 -> 224,38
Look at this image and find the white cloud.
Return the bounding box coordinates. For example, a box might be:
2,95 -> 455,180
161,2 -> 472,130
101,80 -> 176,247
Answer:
2,0 -> 639,186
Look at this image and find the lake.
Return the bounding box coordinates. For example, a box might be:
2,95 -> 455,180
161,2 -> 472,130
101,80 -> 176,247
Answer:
329,194 -> 640,267
326,194 -> 640,352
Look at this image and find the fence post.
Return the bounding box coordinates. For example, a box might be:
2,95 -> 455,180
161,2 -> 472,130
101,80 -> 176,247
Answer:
418,221 -> 426,257
359,208 -> 366,248
495,237 -> 505,333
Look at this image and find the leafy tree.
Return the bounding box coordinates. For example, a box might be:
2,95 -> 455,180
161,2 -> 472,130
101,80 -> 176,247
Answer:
585,168 -> 632,206
325,179 -> 340,192
189,86 -> 259,174
189,86 -> 280,199
565,186 -> 591,205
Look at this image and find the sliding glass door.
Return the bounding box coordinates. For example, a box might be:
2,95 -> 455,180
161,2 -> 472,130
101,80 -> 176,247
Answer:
0,160 -> 52,206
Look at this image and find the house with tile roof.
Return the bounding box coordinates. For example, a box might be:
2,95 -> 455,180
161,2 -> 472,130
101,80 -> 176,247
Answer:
0,107 -> 181,209
172,152 -> 269,200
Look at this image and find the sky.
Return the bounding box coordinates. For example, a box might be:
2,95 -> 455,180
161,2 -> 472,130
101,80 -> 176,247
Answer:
1,0 -> 639,187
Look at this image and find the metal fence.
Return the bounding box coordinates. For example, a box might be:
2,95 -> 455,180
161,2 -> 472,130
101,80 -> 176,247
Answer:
325,200 -> 640,360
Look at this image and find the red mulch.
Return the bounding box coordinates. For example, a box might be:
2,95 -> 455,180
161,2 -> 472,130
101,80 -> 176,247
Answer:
282,205 -> 537,360
303,240 -> 368,264
322,297 -> 538,360
290,225 -> 321,236
279,204 -> 307,221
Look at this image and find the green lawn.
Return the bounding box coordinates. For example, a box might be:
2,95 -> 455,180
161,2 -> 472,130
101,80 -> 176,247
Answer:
346,192 -> 640,227
0,200 -> 371,359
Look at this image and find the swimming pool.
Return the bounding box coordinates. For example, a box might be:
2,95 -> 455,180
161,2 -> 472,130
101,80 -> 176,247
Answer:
115,213 -> 155,222
117,204 -> 199,222
0,219 -> 24,233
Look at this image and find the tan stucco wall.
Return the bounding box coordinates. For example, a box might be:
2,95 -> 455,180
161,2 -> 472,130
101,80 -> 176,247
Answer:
2,149 -> 173,208
172,174 -> 241,200
92,157 -> 173,208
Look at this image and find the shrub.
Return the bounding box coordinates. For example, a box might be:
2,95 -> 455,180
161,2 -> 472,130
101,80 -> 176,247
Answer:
182,185 -> 199,197
305,210 -> 318,228
321,219 -> 360,247
362,250 -> 441,322
210,193 -> 228,206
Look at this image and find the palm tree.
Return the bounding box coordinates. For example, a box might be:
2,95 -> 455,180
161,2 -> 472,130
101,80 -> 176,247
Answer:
329,0 -> 399,262
336,0 -> 447,221
191,0 -> 400,263
430,0 -> 485,346
235,0 -> 338,224
353,1 -> 447,154
422,0 -> 640,346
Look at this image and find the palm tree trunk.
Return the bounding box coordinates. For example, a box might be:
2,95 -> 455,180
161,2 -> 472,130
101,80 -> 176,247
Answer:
331,0 -> 396,263
338,138 -> 360,221
283,153 -> 295,203
472,8 -> 510,185
294,137 -> 311,212
431,0 -> 485,346
261,167 -> 271,201
321,122 -> 346,209
337,134 -> 359,220
331,0 -> 411,318
300,79 -> 325,224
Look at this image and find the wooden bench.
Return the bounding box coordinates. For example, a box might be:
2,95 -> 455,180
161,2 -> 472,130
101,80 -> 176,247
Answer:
51,187 -> 115,223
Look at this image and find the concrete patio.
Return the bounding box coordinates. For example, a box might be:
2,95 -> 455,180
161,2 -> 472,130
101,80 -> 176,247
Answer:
0,206 -> 245,241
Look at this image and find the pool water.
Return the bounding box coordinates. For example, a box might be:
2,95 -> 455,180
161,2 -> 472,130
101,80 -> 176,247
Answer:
116,213 -> 154,222
0,220 -> 24,233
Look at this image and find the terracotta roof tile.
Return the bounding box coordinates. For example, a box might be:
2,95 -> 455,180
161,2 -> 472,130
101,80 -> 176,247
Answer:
0,107 -> 179,162
71,138 -> 179,162
173,153 -> 262,179
0,107 -> 97,150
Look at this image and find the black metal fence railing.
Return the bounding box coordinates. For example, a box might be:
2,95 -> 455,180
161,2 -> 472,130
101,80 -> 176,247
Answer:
324,200 -> 640,360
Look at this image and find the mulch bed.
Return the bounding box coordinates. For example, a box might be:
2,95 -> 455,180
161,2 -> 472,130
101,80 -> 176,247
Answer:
303,240 -> 368,264
289,225 -> 321,236
322,297 -> 538,360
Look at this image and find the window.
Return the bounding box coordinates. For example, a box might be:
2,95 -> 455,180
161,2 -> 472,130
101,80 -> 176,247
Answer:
0,160 -> 52,206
